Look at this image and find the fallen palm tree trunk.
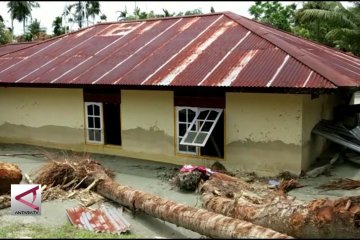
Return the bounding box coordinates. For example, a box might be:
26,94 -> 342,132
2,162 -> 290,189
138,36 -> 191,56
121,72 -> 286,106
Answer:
0,162 -> 22,194
199,172 -> 360,238
34,154 -> 291,239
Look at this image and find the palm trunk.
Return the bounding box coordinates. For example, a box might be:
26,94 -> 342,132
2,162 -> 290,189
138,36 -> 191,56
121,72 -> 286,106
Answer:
199,173 -> 360,238
94,178 -> 292,239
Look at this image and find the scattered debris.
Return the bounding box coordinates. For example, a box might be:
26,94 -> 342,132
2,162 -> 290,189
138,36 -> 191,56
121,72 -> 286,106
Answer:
171,171 -> 203,191
66,206 -> 131,234
171,165 -> 213,191
268,179 -> 280,189
0,161 -> 22,194
210,161 -> 234,176
277,171 -> 298,180
344,151 -> 360,165
24,173 -> 33,184
199,172 -> 360,238
0,195 -> 10,209
277,179 -> 304,193
306,153 -> 339,178
319,178 -> 360,190
34,153 -> 292,239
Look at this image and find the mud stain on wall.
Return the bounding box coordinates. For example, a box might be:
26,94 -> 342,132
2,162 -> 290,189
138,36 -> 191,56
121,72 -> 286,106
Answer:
122,127 -> 174,156
226,139 -> 302,176
0,122 -> 85,145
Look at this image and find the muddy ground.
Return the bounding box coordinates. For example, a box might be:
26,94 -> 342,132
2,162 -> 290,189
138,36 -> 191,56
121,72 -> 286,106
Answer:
1,143 -> 360,238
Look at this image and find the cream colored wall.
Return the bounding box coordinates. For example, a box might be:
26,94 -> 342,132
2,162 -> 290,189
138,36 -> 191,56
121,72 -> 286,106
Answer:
120,90 -> 175,156
225,92 -> 303,175
0,87 -> 85,146
301,94 -> 339,170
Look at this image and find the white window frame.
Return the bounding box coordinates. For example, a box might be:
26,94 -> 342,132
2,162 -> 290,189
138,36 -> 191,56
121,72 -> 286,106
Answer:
180,108 -> 223,147
176,107 -> 199,155
85,102 -> 104,144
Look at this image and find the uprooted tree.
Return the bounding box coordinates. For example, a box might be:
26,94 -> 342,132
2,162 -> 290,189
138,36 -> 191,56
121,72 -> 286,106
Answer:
33,154 -> 291,239
199,172 -> 360,238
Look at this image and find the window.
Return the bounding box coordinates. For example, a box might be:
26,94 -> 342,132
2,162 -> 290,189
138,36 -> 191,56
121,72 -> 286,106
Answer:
84,88 -> 121,146
176,107 -> 224,158
85,102 -> 103,144
176,107 -> 198,155
180,108 -> 223,147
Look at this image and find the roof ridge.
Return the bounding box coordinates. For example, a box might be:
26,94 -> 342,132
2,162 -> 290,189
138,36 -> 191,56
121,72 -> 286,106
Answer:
224,12 -> 359,87
0,12 -> 225,58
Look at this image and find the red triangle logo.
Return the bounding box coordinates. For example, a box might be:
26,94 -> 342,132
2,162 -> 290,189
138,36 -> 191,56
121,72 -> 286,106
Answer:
15,185 -> 40,211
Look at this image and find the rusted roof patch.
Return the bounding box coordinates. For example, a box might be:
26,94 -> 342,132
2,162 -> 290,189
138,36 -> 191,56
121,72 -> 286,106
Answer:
66,206 -> 131,234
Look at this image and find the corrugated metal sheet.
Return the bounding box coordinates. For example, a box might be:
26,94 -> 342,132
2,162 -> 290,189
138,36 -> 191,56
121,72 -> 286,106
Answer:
66,206 -> 131,234
0,12 -> 359,89
0,42 -> 36,56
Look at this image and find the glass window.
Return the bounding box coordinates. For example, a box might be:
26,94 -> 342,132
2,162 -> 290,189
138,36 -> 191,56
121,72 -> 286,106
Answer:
176,107 -> 198,155
180,108 -> 223,147
85,102 -> 103,144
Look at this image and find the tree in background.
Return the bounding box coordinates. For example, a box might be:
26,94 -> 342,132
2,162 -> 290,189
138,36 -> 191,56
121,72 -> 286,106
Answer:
63,1 -> 102,29
21,18 -> 46,41
0,16 -> 12,45
294,1 -> 360,55
249,1 -> 297,32
248,1 -> 360,57
7,1 -> 40,36
52,16 -> 68,36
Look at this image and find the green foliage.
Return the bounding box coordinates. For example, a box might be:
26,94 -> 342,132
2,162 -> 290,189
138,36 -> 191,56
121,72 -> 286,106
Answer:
249,1 -> 297,32
7,1 -> 40,34
63,1 -> 102,29
248,1 -> 360,56
117,7 -> 202,20
0,21 -> 12,45
52,16 -> 68,36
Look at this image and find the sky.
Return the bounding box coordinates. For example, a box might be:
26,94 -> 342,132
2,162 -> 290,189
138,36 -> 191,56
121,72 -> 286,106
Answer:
0,1 -> 355,36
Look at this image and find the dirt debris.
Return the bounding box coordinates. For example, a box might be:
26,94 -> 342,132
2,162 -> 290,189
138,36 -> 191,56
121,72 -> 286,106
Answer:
319,178 -> 360,190
277,179 -> 304,193
0,195 -> 10,209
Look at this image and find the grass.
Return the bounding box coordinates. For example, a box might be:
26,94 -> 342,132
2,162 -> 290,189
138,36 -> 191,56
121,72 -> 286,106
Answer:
0,223 -> 139,238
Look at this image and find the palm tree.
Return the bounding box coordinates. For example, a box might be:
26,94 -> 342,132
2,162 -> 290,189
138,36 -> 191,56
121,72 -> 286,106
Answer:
295,1 -> 360,55
86,1 -> 101,26
7,1 -> 40,36
63,1 -> 102,29
52,16 -> 67,36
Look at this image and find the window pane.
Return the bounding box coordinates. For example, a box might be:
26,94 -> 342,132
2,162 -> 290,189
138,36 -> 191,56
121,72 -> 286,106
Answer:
198,110 -> 209,120
208,110 -> 218,120
94,117 -> 101,128
194,132 -> 207,144
94,130 -> 101,141
201,122 -> 213,132
183,131 -> 197,144
88,117 -> 94,128
198,121 -> 204,130
188,109 -> 196,122
88,129 -> 94,141
179,123 -> 187,137
179,109 -> 186,122
94,105 -> 100,116
189,124 -> 196,131
179,143 -> 187,152
87,105 -> 93,115
188,146 -> 196,153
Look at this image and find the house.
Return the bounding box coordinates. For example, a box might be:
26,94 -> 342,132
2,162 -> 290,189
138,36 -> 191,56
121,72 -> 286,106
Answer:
0,12 -> 359,176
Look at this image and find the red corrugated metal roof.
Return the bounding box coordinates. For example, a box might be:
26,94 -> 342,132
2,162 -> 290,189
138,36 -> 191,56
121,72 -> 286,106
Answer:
66,206 -> 131,234
0,12 -> 359,89
0,42 -> 36,56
